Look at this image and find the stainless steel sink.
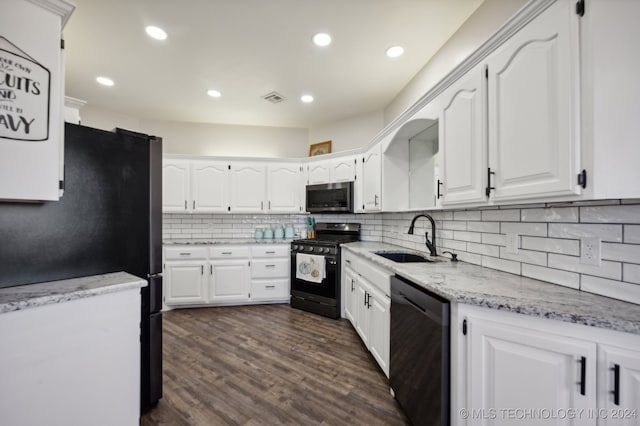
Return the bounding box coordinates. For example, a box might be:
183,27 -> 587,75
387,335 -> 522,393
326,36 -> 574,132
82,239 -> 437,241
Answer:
374,251 -> 433,263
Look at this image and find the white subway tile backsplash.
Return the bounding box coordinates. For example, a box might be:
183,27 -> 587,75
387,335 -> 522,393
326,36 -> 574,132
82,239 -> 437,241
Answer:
453,231 -> 482,243
581,275 -> 640,305
457,251 -> 482,265
481,209 -> 520,222
467,221 -> 500,233
601,243 -> 640,264
499,248 -> 547,266
624,225 -> 640,244
482,256 -> 520,275
521,207 -> 578,223
453,211 -> 481,221
441,221 -> 467,231
467,242 -> 500,257
623,264 -> 640,284
482,233 -> 506,246
501,222 -> 547,237
580,204 -> 640,224
548,223 -> 623,242
521,264 -> 579,289
548,254 -> 622,281
520,236 -> 580,256
440,239 -> 467,252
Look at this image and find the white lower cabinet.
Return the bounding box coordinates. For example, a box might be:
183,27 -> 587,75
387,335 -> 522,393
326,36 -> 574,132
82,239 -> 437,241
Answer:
164,243 -> 290,307
454,304 -> 640,426
342,248 -> 391,377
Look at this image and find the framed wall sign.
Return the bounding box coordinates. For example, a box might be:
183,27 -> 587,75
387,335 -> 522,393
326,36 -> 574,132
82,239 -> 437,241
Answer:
309,140 -> 332,157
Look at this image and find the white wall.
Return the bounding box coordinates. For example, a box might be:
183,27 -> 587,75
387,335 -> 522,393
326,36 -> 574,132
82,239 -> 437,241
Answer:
80,105 -> 309,158
384,0 -> 527,125
308,110 -> 385,153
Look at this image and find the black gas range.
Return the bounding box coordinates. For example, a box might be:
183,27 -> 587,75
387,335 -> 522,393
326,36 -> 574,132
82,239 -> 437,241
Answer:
290,223 -> 360,319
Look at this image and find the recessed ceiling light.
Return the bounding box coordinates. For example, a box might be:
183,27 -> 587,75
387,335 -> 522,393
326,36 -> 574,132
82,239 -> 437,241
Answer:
386,46 -> 405,58
145,26 -> 167,40
312,33 -> 332,47
301,94 -> 314,103
96,76 -> 114,87
207,89 -> 222,98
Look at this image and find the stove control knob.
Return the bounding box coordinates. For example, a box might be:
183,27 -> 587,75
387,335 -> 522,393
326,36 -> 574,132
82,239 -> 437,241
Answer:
292,245 -> 298,250
308,247 -> 314,252
324,247 -> 331,254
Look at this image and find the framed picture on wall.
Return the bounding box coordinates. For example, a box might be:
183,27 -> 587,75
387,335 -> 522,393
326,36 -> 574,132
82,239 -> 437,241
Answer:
309,140 -> 332,156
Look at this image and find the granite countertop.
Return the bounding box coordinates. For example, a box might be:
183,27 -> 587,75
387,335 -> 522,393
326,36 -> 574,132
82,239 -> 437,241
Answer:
343,241 -> 640,335
163,238 -> 294,245
0,272 -> 147,315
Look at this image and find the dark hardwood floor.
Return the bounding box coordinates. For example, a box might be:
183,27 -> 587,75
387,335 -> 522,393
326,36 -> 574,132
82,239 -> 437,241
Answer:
141,304 -> 408,426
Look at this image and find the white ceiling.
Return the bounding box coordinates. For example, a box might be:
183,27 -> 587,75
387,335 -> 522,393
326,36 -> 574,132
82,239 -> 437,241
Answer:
63,0 -> 484,129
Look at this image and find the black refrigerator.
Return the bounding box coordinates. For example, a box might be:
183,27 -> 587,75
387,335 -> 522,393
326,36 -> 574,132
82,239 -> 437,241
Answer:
0,123 -> 163,414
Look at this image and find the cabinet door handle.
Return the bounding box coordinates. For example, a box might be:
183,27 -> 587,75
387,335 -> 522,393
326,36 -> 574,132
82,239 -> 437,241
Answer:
210,264 -> 213,275
486,168 -> 496,197
374,194 -> 379,206
345,259 -> 351,265
179,252 -> 191,256
265,264 -> 276,268
265,285 -> 276,289
265,251 -> 276,254
577,356 -> 586,396
367,293 -> 371,309
437,179 -> 443,199
611,364 -> 620,405
193,200 -> 196,210
269,200 -> 271,210
184,200 -> 187,210
221,252 -> 232,255
351,279 -> 355,291
201,265 -> 204,275
363,291 -> 367,306
261,201 -> 264,210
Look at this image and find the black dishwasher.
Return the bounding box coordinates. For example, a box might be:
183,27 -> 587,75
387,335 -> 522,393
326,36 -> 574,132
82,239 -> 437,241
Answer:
390,274 -> 450,426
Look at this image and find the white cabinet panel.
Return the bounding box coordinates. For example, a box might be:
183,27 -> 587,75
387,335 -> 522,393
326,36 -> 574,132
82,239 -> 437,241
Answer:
209,260 -> 250,303
363,144 -> 382,211
355,279 -> 370,347
191,160 -> 228,212
250,278 -> 289,301
331,156 -> 357,183
467,316 -> 596,426
487,0 -> 580,202
440,65 -> 486,205
229,162 -> 266,213
598,345 -> 640,426
344,267 -> 357,324
250,258 -> 289,279
162,159 -> 190,212
0,0 -> 73,201
307,160 -> 331,185
164,262 -> 207,304
368,285 -> 390,377
267,163 -> 302,213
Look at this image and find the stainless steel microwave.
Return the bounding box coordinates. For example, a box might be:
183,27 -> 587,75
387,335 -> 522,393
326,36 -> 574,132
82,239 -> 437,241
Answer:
306,181 -> 354,213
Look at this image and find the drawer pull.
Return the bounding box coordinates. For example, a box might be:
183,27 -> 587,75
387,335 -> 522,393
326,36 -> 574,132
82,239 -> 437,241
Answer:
265,264 -> 276,268
265,251 -> 276,254
179,253 -> 191,256
265,285 -> 276,289
345,259 -> 351,264
221,252 -> 232,255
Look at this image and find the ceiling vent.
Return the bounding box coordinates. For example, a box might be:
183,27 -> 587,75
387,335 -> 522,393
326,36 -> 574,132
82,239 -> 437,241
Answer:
262,91 -> 286,104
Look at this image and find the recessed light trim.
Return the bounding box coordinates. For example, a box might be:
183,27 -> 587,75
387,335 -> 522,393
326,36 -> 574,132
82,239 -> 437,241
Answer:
312,33 -> 332,47
301,94 -> 314,103
207,89 -> 222,98
145,26 -> 167,40
96,76 -> 114,87
386,46 -> 405,58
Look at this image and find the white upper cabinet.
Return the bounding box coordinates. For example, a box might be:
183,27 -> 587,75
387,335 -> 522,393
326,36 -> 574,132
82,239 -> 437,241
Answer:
229,162 -> 266,213
331,156 -> 357,183
267,162 -> 302,213
362,144 -> 382,211
0,0 -> 74,201
487,0 -> 580,202
162,159 -> 190,212
191,160 -> 228,213
440,65 -> 486,206
307,160 -> 331,185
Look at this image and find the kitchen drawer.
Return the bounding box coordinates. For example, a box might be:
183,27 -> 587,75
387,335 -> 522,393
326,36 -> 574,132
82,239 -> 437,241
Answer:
359,256 -> 391,296
209,245 -> 250,259
251,258 -> 289,278
342,249 -> 362,271
251,279 -> 290,300
164,246 -> 208,260
250,244 -> 290,258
